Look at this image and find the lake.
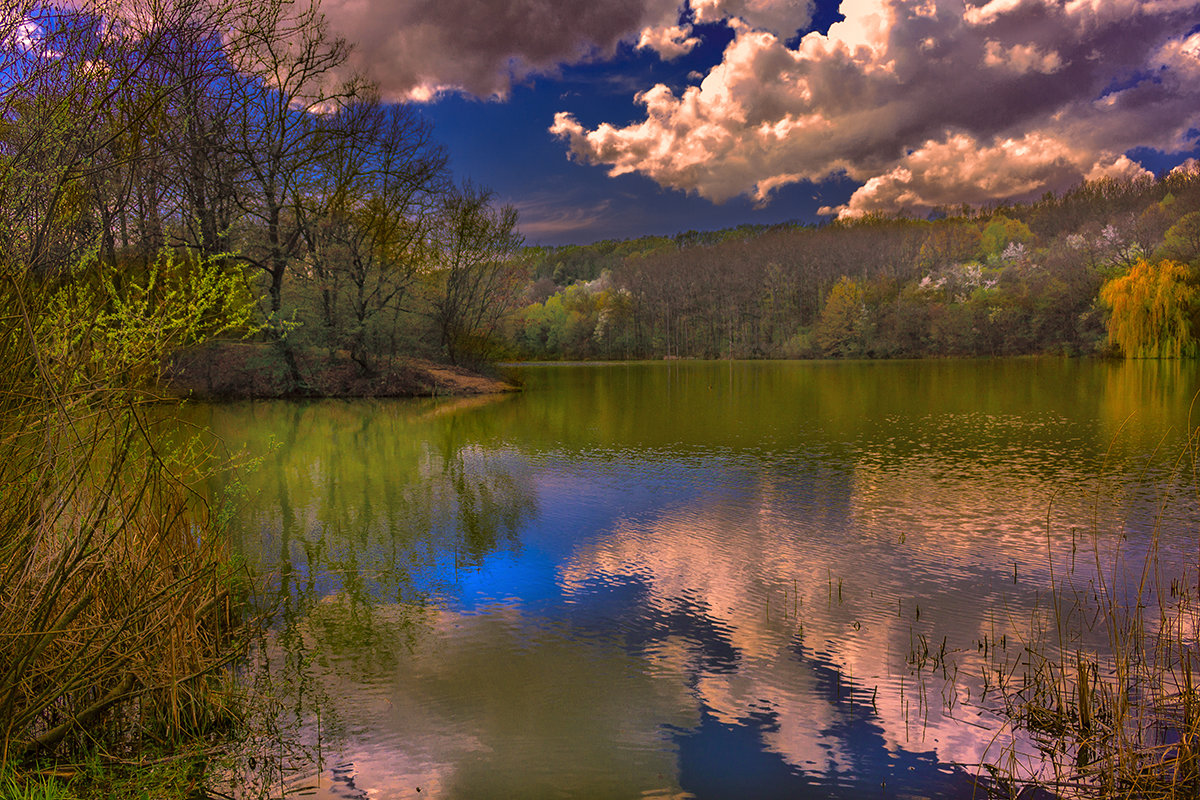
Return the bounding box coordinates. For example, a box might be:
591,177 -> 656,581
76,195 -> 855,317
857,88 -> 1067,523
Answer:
194,359 -> 1200,799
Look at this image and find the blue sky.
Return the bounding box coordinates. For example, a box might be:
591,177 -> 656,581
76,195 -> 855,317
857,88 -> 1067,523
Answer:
318,0 -> 1200,246
420,38 -> 858,243
419,16 -> 864,244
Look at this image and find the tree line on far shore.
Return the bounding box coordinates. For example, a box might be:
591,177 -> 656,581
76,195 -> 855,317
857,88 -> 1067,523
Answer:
504,168 -> 1200,362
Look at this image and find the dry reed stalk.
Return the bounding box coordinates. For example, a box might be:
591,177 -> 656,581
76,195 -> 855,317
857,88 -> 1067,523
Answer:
979,424 -> 1200,799
0,436 -> 247,762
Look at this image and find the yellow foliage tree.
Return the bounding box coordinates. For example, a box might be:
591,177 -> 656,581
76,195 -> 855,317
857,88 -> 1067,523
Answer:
1100,259 -> 1200,358
816,276 -> 872,356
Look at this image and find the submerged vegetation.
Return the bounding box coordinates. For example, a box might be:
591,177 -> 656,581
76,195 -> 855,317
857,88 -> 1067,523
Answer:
926,422 -> 1200,799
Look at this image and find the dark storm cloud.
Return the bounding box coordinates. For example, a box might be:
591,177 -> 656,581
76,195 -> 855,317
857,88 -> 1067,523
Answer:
320,0 -> 683,100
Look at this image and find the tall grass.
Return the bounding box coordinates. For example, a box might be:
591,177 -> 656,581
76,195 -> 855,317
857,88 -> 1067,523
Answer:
0,251 -> 254,767
0,769 -> 69,800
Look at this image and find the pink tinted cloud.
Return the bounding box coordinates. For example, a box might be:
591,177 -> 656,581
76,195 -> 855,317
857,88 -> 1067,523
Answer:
320,0 -> 682,100
318,0 -> 816,100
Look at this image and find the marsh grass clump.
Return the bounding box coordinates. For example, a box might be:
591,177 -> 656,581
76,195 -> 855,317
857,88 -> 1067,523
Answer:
0,454 -> 243,758
980,429 -> 1200,799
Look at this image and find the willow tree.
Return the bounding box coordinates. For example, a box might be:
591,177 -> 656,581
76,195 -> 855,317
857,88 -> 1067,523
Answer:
1100,258 -> 1200,358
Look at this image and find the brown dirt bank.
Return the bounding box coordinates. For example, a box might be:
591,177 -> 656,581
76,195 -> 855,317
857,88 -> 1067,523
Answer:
167,341 -> 519,399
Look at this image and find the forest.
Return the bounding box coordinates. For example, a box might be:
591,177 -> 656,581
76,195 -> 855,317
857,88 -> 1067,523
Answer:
505,168 -> 1200,362
2,0 -> 523,395
6,0 -> 1198,385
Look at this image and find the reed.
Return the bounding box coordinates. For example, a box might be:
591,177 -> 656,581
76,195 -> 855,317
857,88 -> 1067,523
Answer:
980,423 -> 1200,799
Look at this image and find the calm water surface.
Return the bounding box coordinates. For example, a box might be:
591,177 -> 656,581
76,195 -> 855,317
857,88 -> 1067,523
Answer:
198,360 -> 1200,799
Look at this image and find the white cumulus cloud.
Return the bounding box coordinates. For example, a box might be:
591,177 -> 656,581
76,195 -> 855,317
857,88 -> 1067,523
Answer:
637,23 -> 702,59
552,0 -> 1200,215
827,133 -> 1152,219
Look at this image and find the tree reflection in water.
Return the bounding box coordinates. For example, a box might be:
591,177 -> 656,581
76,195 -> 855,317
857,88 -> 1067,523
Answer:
194,397 -> 538,797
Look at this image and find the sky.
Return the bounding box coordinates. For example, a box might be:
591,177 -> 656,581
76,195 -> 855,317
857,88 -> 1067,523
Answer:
314,0 -> 1200,246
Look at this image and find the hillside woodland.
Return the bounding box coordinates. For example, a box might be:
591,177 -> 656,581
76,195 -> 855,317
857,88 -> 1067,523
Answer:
506,167 -> 1200,362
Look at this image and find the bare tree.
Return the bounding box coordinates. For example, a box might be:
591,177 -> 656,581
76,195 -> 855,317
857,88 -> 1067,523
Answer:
225,0 -> 368,388
426,183 -> 524,365
299,98 -> 448,373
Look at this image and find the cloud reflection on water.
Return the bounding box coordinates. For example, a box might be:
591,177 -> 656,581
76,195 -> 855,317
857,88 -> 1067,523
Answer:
199,361 -> 1200,799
